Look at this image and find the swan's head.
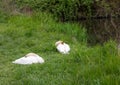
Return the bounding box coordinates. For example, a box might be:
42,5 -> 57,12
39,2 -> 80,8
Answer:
55,40 -> 64,46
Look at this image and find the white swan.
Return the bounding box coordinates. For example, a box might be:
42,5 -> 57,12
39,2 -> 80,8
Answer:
12,53 -> 44,65
55,40 -> 70,54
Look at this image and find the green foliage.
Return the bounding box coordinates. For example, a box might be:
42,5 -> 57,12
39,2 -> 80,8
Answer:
102,40 -> 117,57
0,11 -> 9,23
15,0 -> 95,21
0,0 -> 119,21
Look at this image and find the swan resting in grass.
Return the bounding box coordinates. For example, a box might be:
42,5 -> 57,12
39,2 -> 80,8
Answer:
55,40 -> 70,54
12,53 -> 44,65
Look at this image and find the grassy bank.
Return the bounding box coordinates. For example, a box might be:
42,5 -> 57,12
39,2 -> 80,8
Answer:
0,12 -> 120,85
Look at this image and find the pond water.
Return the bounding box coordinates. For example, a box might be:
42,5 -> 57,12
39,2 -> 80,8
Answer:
80,18 -> 120,45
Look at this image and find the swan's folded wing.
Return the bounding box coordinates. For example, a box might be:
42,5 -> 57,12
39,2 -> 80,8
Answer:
12,57 -> 33,64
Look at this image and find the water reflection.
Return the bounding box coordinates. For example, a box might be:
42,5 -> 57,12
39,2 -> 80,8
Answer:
80,18 -> 120,45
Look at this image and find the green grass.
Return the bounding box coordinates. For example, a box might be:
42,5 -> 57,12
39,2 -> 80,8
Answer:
0,12 -> 120,85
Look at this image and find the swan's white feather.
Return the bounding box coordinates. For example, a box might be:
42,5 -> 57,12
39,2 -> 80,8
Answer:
56,42 -> 70,54
12,53 -> 44,64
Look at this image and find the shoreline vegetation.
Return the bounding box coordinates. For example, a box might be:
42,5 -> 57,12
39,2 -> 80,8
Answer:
0,0 -> 120,21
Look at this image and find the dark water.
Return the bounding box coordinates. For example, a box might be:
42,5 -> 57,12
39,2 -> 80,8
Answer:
80,18 -> 120,45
